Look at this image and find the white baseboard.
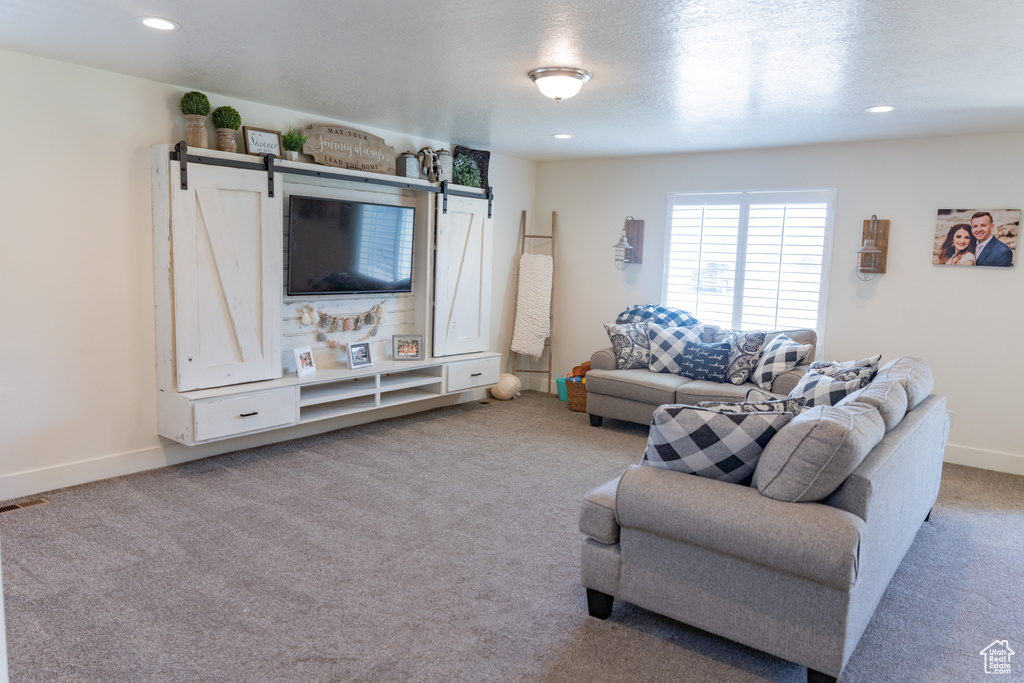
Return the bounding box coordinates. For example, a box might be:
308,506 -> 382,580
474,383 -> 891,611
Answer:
943,444 -> 1024,476
0,391 -> 488,502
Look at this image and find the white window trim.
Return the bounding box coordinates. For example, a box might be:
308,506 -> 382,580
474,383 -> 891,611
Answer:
661,188 -> 836,352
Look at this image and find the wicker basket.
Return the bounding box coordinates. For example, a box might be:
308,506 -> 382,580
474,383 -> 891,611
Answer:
565,381 -> 587,412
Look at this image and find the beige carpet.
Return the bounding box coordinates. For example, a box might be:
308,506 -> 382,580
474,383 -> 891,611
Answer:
1,391 -> 1021,682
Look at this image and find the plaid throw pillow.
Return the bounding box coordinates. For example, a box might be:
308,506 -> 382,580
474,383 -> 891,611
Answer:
698,396 -> 806,414
647,322 -> 704,374
643,405 -> 793,485
752,334 -> 813,390
616,304 -> 700,328
678,341 -> 730,382
810,354 -> 881,383
604,322 -> 651,370
787,372 -> 867,408
723,331 -> 767,385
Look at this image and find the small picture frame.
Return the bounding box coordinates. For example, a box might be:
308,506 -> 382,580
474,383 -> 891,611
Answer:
348,341 -> 373,369
293,345 -> 316,377
393,334 -> 424,361
243,126 -> 283,157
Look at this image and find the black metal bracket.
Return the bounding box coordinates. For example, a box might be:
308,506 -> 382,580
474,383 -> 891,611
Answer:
168,141 -> 491,214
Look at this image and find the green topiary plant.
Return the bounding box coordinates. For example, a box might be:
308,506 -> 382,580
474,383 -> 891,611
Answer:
211,105 -> 242,130
452,155 -> 482,188
179,91 -> 211,116
282,127 -> 309,152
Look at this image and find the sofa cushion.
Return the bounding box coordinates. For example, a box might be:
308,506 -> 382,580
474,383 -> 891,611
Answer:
872,355 -> 934,409
810,354 -> 881,383
723,330 -> 767,385
837,379 -> 908,432
579,476 -> 621,544
616,304 -> 701,328
754,402 -> 886,502
675,379 -> 764,405
585,368 -> 691,405
644,405 -> 793,485
787,371 -> 866,407
603,321 -> 651,370
646,322 -> 704,374
678,341 -> 731,382
698,396 -> 806,415
752,334 -> 813,390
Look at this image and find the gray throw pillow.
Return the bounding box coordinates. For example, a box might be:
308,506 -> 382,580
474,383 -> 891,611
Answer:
603,321 -> 651,370
722,331 -> 767,385
837,380 -> 908,432
644,405 -> 793,486
872,356 -> 934,409
754,402 -> 885,502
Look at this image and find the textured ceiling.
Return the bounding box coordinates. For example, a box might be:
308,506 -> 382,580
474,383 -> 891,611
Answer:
2,0 -> 1024,160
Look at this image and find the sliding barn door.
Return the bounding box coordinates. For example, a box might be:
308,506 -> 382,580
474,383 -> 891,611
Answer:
433,196 -> 492,356
171,162 -> 282,391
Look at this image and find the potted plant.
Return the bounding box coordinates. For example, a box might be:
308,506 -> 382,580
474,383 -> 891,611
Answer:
211,105 -> 242,152
281,127 -> 308,161
179,91 -> 211,149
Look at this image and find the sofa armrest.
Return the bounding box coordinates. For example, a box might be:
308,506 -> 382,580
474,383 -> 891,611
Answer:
615,465 -> 864,590
591,347 -> 617,371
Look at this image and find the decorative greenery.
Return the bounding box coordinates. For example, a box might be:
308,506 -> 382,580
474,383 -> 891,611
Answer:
452,155 -> 482,188
282,127 -> 309,152
211,105 -> 242,130
179,91 -> 211,116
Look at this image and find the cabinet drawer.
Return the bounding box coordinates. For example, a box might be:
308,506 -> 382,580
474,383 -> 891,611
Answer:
193,388 -> 296,442
447,356 -> 500,392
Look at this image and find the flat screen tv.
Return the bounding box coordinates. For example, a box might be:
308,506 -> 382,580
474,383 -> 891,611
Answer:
287,195 -> 415,296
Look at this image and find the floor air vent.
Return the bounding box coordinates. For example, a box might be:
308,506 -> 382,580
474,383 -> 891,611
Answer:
0,498 -> 50,514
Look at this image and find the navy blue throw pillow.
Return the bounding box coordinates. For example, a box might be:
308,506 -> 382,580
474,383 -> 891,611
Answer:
679,341 -> 730,382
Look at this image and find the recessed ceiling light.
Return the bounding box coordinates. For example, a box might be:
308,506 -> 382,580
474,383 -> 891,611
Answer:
553,133 -> 572,139
866,105 -> 894,113
137,16 -> 179,30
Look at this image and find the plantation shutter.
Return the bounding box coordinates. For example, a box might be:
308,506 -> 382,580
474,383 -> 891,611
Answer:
665,190 -> 833,333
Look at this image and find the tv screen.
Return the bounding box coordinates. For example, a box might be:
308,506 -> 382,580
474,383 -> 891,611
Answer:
287,195 -> 415,296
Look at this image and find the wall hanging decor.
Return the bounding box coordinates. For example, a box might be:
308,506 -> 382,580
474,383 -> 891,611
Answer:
301,124 -> 396,175
452,145 -> 490,189
856,215 -> 888,280
298,301 -> 387,346
933,209 -> 1018,268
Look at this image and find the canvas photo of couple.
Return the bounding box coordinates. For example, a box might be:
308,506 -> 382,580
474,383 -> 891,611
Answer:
933,209 -> 1018,267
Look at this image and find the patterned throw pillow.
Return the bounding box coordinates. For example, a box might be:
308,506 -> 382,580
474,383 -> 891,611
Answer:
752,334 -> 813,390
787,372 -> 867,408
678,341 -> 731,382
647,322 -> 705,374
616,304 -> 700,329
604,322 -> 651,370
809,354 -> 882,383
723,331 -> 767,385
698,396 -> 806,415
643,405 -> 793,485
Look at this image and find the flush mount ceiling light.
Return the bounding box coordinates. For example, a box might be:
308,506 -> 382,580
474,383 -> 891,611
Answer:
137,16 -> 180,30
552,133 -> 573,139
866,105 -> 894,113
528,67 -> 592,101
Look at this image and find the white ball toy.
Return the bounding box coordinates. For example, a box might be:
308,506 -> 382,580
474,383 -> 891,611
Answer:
490,373 -> 522,400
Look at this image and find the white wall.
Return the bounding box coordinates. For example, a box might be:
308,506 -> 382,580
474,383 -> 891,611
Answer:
536,135 -> 1024,475
0,49 -> 535,500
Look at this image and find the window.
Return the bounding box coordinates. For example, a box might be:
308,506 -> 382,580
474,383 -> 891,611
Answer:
664,190 -> 834,333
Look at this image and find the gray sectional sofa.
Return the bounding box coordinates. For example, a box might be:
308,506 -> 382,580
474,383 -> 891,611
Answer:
586,326 -> 816,427
578,356 -> 948,683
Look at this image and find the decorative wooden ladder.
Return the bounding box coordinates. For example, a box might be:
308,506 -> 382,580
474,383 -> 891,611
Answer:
512,210 -> 555,394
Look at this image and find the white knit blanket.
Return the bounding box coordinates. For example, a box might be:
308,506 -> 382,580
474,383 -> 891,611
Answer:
511,253 -> 553,360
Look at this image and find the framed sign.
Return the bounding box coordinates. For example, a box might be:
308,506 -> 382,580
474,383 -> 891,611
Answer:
348,341 -> 373,369
243,127 -> 283,156
393,334 -> 424,361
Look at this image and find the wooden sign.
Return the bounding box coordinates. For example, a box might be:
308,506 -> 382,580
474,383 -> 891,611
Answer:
301,124 -> 396,174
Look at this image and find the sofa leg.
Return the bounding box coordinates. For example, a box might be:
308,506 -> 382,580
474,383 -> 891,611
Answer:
925,506 -> 933,522
589,414 -> 603,427
807,669 -> 837,683
586,588 -> 614,619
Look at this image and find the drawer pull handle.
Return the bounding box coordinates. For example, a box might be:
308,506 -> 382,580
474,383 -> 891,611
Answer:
470,372 -> 483,377
239,411 -> 259,417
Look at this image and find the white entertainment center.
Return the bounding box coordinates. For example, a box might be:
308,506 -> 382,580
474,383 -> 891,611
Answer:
152,143 -> 499,446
